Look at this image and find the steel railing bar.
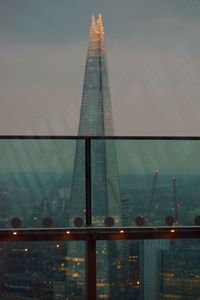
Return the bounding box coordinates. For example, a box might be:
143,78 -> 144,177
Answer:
0,227 -> 199,242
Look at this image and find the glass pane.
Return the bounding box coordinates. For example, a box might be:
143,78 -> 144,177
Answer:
0,241 -> 85,299
92,139 -> 200,227
0,139 -> 85,228
159,240 -> 200,300
91,140 -> 121,226
97,238 -> 200,300
96,240 -> 132,299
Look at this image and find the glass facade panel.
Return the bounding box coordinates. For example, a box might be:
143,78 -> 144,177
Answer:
0,139 -> 85,228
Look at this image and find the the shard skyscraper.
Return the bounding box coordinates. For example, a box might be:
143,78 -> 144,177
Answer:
68,14 -> 126,299
70,14 -> 121,223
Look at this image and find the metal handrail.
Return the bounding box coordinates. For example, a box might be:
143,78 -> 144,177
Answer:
0,226 -> 199,241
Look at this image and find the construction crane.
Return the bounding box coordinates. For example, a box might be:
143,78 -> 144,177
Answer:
172,176 -> 179,225
135,171 -> 181,227
165,176 -> 180,226
135,169 -> 159,226
146,169 -> 159,224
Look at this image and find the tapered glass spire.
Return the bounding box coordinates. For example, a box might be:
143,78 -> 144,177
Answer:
70,14 -> 120,219
78,14 -> 114,136
69,15 -> 125,299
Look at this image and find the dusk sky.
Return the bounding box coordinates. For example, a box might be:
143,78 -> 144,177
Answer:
1,0 -> 200,136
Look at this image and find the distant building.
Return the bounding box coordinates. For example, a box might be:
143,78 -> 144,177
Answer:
140,239 -> 169,300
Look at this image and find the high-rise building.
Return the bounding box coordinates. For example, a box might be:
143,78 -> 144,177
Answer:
140,239 -> 170,300
68,14 -> 126,299
69,14 -> 121,222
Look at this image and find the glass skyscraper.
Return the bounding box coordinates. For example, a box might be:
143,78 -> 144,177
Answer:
69,14 -> 126,299
70,14 -> 120,223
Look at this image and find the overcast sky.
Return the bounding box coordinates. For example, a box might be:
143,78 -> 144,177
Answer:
1,0 -> 200,136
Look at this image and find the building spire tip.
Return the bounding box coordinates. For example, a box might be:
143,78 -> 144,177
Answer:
96,13 -> 104,37
88,13 -> 105,50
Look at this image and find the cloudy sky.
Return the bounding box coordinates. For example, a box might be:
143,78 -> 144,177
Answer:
1,0 -> 200,136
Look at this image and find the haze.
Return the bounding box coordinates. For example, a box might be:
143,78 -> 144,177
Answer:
0,0 -> 200,136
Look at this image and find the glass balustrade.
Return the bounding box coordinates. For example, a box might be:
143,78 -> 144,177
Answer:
0,137 -> 199,300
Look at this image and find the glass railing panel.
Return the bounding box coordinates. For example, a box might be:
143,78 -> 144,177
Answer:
92,139 -> 200,227
97,238 -> 200,300
0,139 -> 85,228
91,139 -> 121,226
0,241 -> 85,299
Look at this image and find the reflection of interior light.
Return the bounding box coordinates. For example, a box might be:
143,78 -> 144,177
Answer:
72,272 -> 79,278
24,248 -> 28,252
56,244 -> 60,248
120,230 -> 124,233
65,257 -> 85,262
170,229 -> 175,233
66,231 -> 70,234
13,232 -> 18,235
99,294 -> 109,299
136,281 -> 140,285
97,283 -> 109,287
